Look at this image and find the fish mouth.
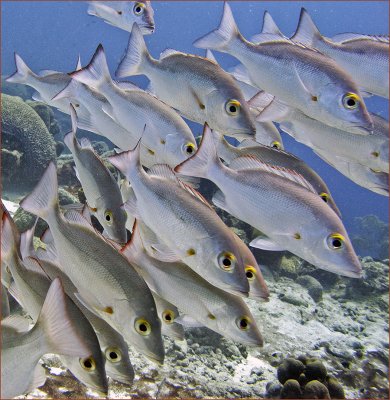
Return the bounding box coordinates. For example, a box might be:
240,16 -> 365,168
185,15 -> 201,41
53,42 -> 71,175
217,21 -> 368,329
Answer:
144,352 -> 165,366
140,24 -> 155,33
107,373 -> 134,386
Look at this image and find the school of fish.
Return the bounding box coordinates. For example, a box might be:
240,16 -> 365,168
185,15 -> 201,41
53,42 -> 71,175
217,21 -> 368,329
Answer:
2,1 -> 389,397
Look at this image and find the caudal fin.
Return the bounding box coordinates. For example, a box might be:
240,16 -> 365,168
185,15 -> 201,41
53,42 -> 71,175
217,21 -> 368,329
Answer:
70,44 -> 112,90
19,162 -> 59,222
5,53 -> 37,84
35,278 -> 90,357
291,8 -> 322,46
193,2 -> 241,52
108,141 -> 142,182
175,123 -> 222,179
116,23 -> 152,78
1,212 -> 21,264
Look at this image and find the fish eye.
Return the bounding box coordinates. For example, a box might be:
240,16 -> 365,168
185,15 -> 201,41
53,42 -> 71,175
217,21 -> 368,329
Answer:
104,210 -> 113,225
236,316 -> 251,331
225,99 -> 241,116
320,192 -> 329,203
105,347 -> 122,363
183,142 -> 196,156
135,318 -> 151,336
217,251 -> 236,272
326,233 -> 345,250
245,266 -> 257,281
162,309 -> 175,324
342,93 -> 360,110
133,2 -> 145,15
80,357 -> 96,371
271,141 -> 281,149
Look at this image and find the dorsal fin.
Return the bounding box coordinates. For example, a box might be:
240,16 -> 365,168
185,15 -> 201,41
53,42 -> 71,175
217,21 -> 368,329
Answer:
160,48 -> 182,59
229,155 -> 317,194
38,69 -> 61,77
179,182 -> 214,210
331,32 -> 389,44
115,80 -> 142,91
261,11 -> 284,37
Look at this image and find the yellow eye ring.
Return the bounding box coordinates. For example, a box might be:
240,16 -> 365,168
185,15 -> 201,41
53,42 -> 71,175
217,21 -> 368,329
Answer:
105,347 -> 122,363
237,316 -> 251,331
271,141 -> 281,149
104,210 -> 113,225
133,2 -> 145,15
225,99 -> 241,116
218,252 -> 236,271
162,310 -> 175,324
342,93 -> 360,110
327,233 -> 345,250
320,192 -> 329,203
135,318 -> 151,336
245,266 -> 257,281
80,357 -> 96,371
183,142 -> 196,156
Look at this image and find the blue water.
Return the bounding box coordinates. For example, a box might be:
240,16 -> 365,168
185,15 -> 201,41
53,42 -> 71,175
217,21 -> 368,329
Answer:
1,1 -> 389,233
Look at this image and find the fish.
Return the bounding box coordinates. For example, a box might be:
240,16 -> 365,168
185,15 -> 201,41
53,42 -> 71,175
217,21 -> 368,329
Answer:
1,213 -> 109,394
291,8 -> 389,99
152,292 -> 185,341
1,278 -> 90,399
115,24 -> 256,139
214,133 -> 341,217
193,3 -> 373,135
1,285 -> 10,319
108,145 -> 250,297
121,221 -> 263,346
63,106 -> 128,243
70,44 -> 198,169
19,162 -> 165,364
250,92 -> 389,174
87,1 -> 155,34
176,124 -> 362,279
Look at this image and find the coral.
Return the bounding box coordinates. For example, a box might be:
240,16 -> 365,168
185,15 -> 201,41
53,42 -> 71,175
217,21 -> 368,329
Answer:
303,380 -> 330,399
296,275 -> 323,302
304,359 -> 327,381
55,141 -> 65,156
325,376 -> 345,399
26,100 -> 61,137
281,379 -> 302,399
277,358 -> 305,384
91,141 -> 110,155
1,94 -> 57,191
265,381 -> 283,398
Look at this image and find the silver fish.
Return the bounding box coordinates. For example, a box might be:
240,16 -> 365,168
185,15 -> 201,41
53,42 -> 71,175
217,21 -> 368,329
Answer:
176,125 -> 362,279
1,213 -> 108,394
1,285 -> 10,320
292,8 -> 389,99
1,278 -> 90,399
70,44 -> 198,169
116,24 -> 256,139
19,162 -> 164,363
214,133 -> 341,217
194,3 -> 373,135
121,221 -> 263,346
87,1 -> 155,34
64,106 -> 127,243
108,146 -> 250,297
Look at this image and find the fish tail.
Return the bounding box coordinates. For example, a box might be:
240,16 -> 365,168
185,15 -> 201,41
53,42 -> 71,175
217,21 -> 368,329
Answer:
70,44 -> 112,91
19,162 -> 59,223
108,141 -> 142,182
121,220 -> 142,260
33,278 -> 90,358
291,8 -> 322,46
52,78 -> 81,102
175,124 -> 221,179
115,23 -> 153,78
213,133 -> 235,164
1,212 -> 20,264
5,53 -> 38,84
193,3 -> 241,51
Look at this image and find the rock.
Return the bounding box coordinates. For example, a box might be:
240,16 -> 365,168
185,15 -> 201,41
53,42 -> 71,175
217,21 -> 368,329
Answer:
55,141 -> 65,156
13,207 -> 47,236
296,275 -> 323,302
58,187 -> 78,205
303,380 -> 330,399
281,379 -> 302,399
277,358 -> 305,384
278,292 -> 309,307
2,94 -> 57,191
26,101 -> 61,137
304,359 -> 327,381
266,381 -> 283,398
279,256 -> 301,279
92,141 -> 110,155
325,376 -> 345,399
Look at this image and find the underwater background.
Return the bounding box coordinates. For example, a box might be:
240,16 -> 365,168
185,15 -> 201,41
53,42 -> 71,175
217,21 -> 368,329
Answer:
1,1 -> 389,399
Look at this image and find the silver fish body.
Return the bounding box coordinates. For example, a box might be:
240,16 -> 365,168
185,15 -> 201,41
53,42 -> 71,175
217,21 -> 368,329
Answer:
176,125 -> 362,279
1,285 -> 10,319
194,3 -> 373,135
19,163 -> 164,363
87,1 -> 155,34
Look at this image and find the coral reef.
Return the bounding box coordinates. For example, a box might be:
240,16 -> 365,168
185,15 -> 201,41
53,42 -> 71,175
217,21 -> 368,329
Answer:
26,100 -> 61,137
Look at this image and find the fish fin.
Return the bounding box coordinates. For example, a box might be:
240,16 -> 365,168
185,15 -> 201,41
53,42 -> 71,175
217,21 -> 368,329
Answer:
8,282 -> 23,306
2,314 -> 31,333
5,53 -> 37,84
35,247 -> 57,264
250,236 -> 285,251
116,23 -> 152,77
81,204 -> 93,225
175,123 -> 222,179
79,137 -> 94,150
291,8 -> 322,46
75,54 -> 82,71
36,278 -> 90,357
73,166 -> 81,182
180,182 -> 214,209
63,210 -> 96,233
228,63 -> 252,85
205,49 -> 218,63
255,97 -> 293,123
175,314 -> 203,328
38,69 -> 60,77
40,227 -> 54,245
1,212 -> 20,263
123,194 -> 140,219
193,3 -> 240,51
20,219 -> 37,260
121,220 -> 143,259
108,142 -> 142,182
63,105 -> 79,154
248,90 -> 274,110
32,91 -> 45,102
331,33 -> 389,44
212,190 -> 229,212
176,174 -> 201,189
52,78 -> 81,101
26,365 -> 47,394
74,291 -> 112,320
102,102 -> 116,120
145,80 -> 155,94
20,162 -> 59,221
159,48 -> 181,59
147,164 -> 179,182
115,80 -> 141,91
260,11 -> 284,37
70,44 -> 112,90
250,33 -> 289,44
23,257 -> 50,279
189,87 -> 206,110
